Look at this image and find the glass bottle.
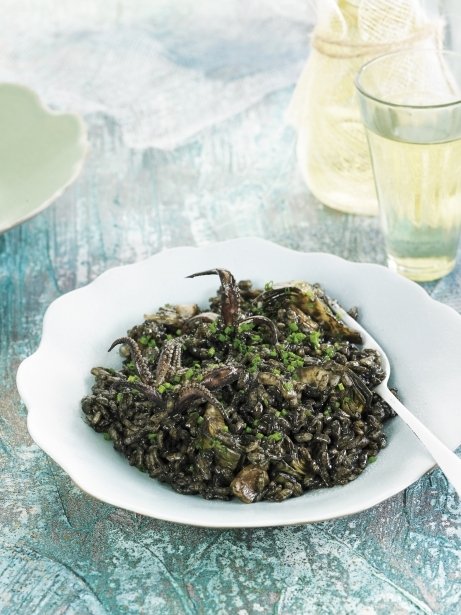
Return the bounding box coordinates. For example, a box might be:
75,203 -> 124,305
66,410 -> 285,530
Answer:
288,0 -> 442,215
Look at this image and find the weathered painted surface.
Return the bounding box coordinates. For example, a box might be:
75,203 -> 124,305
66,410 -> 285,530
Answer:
1,2 -> 460,614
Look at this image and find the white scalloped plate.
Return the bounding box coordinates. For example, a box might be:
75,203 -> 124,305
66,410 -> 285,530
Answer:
0,83 -> 88,233
16,239 -> 461,527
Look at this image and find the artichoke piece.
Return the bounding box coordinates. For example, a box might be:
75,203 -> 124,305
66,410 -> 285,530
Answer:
203,404 -> 227,436
296,364 -> 372,415
194,451 -> 213,481
201,404 -> 241,472
290,281 -> 362,343
175,304 -> 200,320
274,459 -> 305,479
340,388 -> 367,416
200,435 -> 241,472
296,365 -> 340,391
261,281 -> 362,343
258,371 -> 298,404
214,442 -> 241,472
145,303 -> 199,326
286,305 -> 319,333
230,465 -> 269,503
339,370 -> 373,415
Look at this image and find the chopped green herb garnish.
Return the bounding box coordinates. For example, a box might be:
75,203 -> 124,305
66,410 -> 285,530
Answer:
238,322 -> 254,333
309,331 -> 321,349
287,332 -> 307,344
267,432 -> 283,442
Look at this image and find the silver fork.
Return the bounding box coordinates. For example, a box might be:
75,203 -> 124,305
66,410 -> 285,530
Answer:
333,303 -> 461,497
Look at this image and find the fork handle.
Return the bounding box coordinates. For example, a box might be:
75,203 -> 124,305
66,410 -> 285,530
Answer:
378,385 -> 461,497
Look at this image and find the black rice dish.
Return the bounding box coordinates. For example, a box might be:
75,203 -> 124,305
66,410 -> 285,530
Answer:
82,269 -> 395,503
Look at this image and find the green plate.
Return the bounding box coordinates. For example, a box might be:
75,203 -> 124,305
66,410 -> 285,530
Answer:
0,83 -> 88,233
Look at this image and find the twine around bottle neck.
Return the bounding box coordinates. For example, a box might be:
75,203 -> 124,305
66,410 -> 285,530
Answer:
311,22 -> 443,59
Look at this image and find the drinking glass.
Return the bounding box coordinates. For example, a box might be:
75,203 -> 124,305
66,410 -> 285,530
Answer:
356,49 -> 461,281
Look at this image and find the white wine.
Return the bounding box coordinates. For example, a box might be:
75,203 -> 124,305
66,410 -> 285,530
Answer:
366,128 -> 461,281
356,49 -> 461,281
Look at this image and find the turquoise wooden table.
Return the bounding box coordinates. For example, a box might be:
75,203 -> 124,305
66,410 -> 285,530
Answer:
1,2 -> 460,613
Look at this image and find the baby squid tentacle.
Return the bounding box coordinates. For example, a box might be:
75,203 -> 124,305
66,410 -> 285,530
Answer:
201,365 -> 242,390
108,336 -> 153,384
155,338 -> 183,385
183,312 -> 219,332
187,268 -> 240,326
238,315 -> 279,344
174,382 -> 225,414
134,381 -> 166,408
107,338 -> 164,407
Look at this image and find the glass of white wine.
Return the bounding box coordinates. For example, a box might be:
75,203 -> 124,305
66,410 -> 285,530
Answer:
356,49 -> 461,282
